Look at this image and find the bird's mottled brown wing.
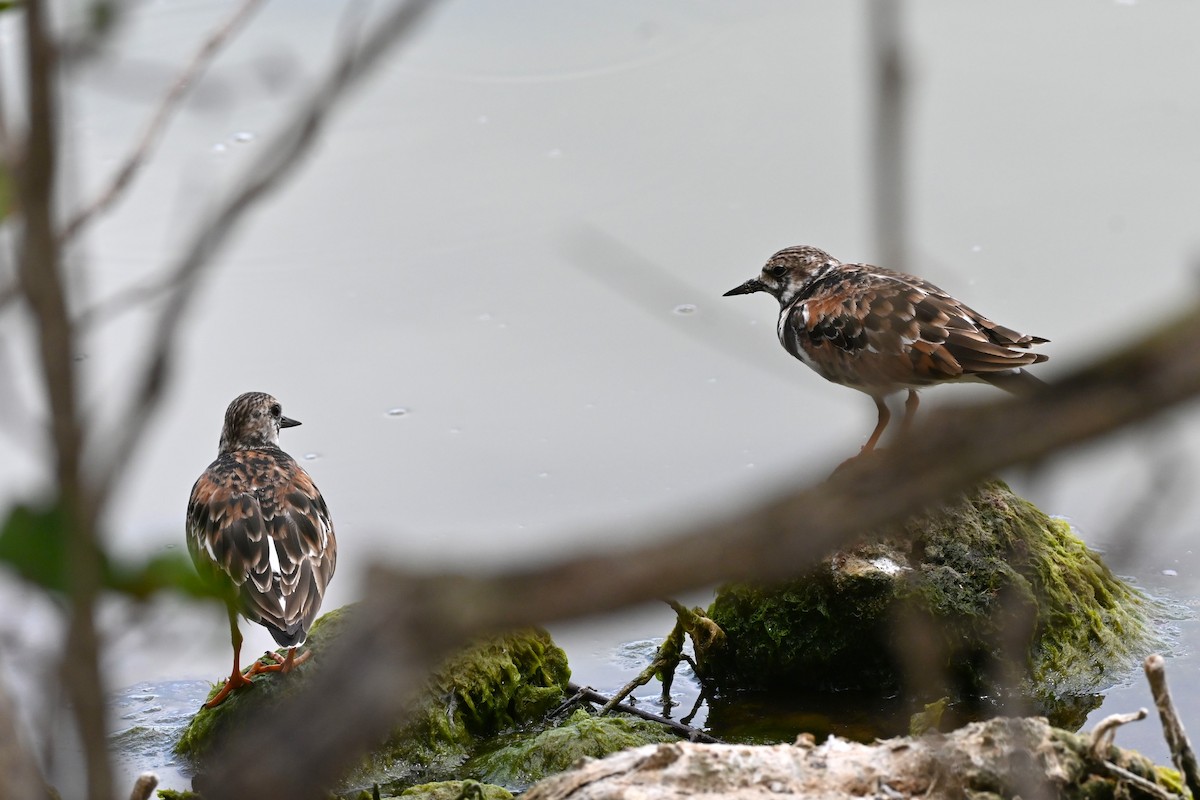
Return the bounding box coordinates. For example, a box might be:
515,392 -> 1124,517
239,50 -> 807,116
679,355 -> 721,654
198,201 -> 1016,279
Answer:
187,449 -> 336,647
782,265 -> 1047,392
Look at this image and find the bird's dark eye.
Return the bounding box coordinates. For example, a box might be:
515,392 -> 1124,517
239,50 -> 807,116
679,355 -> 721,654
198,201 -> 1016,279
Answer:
767,264 -> 788,278
270,404 -> 282,418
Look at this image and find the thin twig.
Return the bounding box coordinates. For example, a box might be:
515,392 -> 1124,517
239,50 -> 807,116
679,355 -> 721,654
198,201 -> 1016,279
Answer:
1089,708 -> 1147,760
566,683 -> 722,744
87,0 -> 441,508
1145,654 -> 1200,798
59,0 -> 268,243
1096,761 -> 1179,800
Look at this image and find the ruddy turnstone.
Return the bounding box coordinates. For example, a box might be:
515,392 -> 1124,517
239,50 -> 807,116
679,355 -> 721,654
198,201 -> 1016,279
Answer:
724,246 -> 1048,454
187,392 -> 337,708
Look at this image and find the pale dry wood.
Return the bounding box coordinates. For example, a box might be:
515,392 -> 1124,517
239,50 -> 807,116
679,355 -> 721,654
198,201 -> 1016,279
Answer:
1145,654 -> 1200,798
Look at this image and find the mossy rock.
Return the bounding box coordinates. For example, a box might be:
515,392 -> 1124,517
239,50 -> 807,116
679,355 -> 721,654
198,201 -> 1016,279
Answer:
704,480 -> 1155,725
175,604 -> 356,760
176,606 -> 572,794
358,627 -> 573,787
339,780 -> 513,800
467,709 -> 680,790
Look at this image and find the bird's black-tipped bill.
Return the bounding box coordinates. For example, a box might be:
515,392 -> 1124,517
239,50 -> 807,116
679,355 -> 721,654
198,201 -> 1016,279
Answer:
723,278 -> 765,297
280,416 -> 302,428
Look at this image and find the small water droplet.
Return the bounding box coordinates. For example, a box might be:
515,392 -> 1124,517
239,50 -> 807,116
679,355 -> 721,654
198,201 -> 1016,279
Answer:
477,313 -> 493,322
211,143 -> 227,154
477,115 -> 490,125
1162,568 -> 1178,577
537,472 -> 550,479
673,303 -> 697,315
233,131 -> 255,143
706,377 -> 717,384
449,427 -> 461,434
745,463 -> 756,469
303,452 -> 320,461
546,148 -> 563,159
971,245 -> 983,253
386,407 -> 409,417
73,353 -> 88,362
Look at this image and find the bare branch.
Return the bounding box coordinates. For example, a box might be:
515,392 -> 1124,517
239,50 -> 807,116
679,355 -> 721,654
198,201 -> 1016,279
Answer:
200,303 -> 1200,798
59,0 -> 268,243
1145,654 -> 1200,797
13,1 -> 111,797
1089,708 -> 1147,760
87,0 -> 441,507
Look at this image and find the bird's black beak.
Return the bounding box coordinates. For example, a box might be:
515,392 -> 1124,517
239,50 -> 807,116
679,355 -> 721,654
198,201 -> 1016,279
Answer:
280,416 -> 302,429
723,278 -> 765,297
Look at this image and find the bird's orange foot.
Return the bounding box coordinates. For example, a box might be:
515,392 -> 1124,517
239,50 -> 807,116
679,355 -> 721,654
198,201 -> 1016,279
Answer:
246,651 -> 285,676
251,648 -> 313,675
203,669 -> 254,709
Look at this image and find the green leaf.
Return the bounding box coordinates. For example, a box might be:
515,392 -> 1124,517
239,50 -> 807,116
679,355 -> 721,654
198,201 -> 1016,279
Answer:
105,551 -> 231,603
0,503 -> 71,592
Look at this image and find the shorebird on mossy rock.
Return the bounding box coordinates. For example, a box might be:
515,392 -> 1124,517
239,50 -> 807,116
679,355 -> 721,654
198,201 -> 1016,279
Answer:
187,392 -> 337,708
724,245 -> 1049,456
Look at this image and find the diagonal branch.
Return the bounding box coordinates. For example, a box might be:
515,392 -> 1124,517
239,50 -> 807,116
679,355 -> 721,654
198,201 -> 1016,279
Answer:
59,0 -> 269,243
201,303 -> 1200,798
86,0 -> 441,508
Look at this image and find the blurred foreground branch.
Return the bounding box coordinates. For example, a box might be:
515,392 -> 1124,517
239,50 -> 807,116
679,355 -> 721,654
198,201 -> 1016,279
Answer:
60,0 -> 268,243
204,304 -> 1200,796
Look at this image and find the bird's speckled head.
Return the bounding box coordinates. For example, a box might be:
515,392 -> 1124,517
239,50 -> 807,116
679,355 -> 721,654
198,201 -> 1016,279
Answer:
217,392 -> 301,454
723,245 -> 841,307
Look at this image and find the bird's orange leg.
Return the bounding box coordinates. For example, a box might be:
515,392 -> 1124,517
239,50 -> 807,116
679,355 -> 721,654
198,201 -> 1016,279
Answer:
861,395 -> 891,454
900,390 -> 920,436
203,609 -> 255,709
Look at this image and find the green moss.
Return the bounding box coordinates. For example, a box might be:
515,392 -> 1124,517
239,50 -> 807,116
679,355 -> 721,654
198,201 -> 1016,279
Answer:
705,481 -> 1154,722
468,709 -> 679,790
369,627 -> 572,780
176,607 -> 573,795
398,781 -> 512,800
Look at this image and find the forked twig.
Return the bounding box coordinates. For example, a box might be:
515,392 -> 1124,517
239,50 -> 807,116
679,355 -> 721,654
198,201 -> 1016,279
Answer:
1089,708 -> 1147,760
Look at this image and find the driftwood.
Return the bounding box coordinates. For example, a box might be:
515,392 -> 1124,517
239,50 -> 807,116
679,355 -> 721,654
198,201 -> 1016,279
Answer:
523,716 -> 1173,800
525,656 -> 1200,800
1145,654 -> 1200,797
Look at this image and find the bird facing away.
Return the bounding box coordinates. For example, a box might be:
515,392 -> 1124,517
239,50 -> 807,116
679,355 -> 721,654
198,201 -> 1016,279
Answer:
724,246 -> 1048,455
187,392 -> 337,708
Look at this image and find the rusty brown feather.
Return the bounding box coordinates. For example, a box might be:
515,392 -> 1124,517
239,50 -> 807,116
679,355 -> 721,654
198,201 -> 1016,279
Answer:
725,245 -> 1048,455
187,392 -> 336,706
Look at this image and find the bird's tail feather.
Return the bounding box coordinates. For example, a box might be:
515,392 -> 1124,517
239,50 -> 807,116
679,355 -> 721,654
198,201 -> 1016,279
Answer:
978,369 -> 1045,397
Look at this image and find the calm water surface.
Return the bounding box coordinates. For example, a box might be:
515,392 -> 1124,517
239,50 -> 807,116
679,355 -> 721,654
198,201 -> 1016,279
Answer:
1,1 -> 1199,794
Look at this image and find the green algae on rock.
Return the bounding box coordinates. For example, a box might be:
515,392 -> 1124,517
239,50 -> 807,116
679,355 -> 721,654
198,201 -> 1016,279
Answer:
468,709 -> 681,791
703,480 -> 1154,724
359,626 -> 573,788
176,607 -> 572,789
